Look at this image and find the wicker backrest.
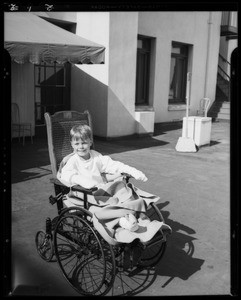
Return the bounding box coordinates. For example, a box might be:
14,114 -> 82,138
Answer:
44,110 -> 93,177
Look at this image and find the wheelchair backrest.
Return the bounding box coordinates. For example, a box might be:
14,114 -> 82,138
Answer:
44,110 -> 93,177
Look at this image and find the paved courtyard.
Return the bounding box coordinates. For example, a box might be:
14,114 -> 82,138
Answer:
9,120 -> 231,296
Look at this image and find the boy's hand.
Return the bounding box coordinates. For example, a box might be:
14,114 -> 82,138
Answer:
131,170 -> 148,182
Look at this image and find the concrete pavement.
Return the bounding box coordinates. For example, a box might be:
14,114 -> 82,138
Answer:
10,120 -> 231,296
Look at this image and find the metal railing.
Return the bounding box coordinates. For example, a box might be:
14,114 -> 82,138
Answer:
217,54 -> 230,101
218,54 -> 231,81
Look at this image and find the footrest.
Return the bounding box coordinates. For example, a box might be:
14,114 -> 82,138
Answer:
142,231 -> 165,247
49,195 -> 57,205
49,193 -> 63,205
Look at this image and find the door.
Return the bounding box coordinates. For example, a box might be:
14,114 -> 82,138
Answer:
34,62 -> 71,137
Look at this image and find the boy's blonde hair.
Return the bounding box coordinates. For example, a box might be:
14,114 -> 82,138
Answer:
70,123 -> 93,142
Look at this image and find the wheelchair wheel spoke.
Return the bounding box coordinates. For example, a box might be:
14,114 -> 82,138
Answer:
53,213 -> 115,296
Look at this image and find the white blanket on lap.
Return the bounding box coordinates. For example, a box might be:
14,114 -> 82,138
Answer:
65,180 -> 171,245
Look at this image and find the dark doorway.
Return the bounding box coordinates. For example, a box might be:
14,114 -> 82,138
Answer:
34,62 -> 71,137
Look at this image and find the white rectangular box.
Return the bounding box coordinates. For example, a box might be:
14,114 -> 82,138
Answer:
135,110 -> 155,135
182,116 -> 212,146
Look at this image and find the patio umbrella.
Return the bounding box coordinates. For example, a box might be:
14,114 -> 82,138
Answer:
4,12 -> 105,64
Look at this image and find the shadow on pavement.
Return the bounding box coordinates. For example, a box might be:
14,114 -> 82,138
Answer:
11,138 -> 51,184
154,203 -> 204,287
154,122 -> 183,136
95,136 -> 169,156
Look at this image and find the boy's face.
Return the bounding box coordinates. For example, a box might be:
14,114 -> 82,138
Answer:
71,138 -> 92,160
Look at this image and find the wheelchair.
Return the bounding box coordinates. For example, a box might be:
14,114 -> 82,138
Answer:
35,110 -> 172,296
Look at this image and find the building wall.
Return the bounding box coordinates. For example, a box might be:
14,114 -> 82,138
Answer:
71,12 -> 139,138
11,63 -> 35,137
107,12 -> 139,137
138,11 -> 222,123
70,12 -> 110,138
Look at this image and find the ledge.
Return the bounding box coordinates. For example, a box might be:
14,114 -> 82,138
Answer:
135,105 -> 154,112
168,104 -> 186,111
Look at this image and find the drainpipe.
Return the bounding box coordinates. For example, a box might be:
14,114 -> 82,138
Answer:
204,12 -> 212,98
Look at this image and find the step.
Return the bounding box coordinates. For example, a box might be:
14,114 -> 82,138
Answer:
220,107 -> 230,114
208,99 -> 230,120
222,102 -> 230,109
217,112 -> 230,120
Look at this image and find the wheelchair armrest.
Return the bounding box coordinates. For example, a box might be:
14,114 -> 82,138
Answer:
50,177 -> 67,186
71,185 -> 97,195
121,173 -> 133,179
49,178 -> 97,194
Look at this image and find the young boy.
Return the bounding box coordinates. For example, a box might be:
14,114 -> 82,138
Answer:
58,123 -> 148,190
57,124 -> 169,244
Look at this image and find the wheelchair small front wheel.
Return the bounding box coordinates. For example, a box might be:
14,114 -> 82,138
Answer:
137,202 -> 168,268
35,230 -> 54,262
137,240 -> 166,268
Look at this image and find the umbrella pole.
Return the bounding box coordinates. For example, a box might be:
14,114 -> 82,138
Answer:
175,72 -> 196,152
185,76 -> 189,138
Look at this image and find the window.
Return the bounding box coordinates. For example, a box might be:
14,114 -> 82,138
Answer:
135,36 -> 151,106
169,42 -> 189,104
34,63 -> 70,125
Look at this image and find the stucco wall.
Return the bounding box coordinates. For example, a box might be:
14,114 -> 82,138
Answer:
138,11 -> 222,123
11,63 -> 35,137
107,12 -> 139,137
70,12 -> 110,137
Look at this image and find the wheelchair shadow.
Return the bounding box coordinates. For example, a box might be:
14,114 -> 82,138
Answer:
109,202 -> 204,296
154,203 -> 204,288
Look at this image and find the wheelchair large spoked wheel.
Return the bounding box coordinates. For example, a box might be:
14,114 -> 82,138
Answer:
137,202 -> 167,268
53,211 -> 116,296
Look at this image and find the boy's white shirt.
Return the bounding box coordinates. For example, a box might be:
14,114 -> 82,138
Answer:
58,149 -> 142,189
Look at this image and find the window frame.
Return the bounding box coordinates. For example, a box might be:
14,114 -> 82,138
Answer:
135,36 -> 151,106
168,42 -> 189,105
